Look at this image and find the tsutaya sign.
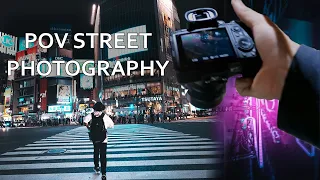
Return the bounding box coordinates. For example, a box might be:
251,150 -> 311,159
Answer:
0,32 -> 18,56
141,96 -> 163,102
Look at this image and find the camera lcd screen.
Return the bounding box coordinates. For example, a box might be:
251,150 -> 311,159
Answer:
180,28 -> 235,63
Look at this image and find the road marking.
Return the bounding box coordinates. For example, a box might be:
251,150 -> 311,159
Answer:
0,158 -> 221,170
48,133 -> 193,139
34,135 -> 202,143
0,150 -> 223,161
16,141 -> 220,150
0,170 -> 221,180
0,125 -> 223,179
2,145 -> 222,156
26,138 -> 218,146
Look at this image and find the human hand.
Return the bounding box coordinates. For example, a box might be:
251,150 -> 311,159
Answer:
231,0 -> 300,100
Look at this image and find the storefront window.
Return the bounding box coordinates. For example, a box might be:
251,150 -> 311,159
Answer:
19,88 -> 34,96
165,86 -> 181,101
104,70 -> 160,83
20,80 -> 34,88
18,97 -> 34,106
147,82 -> 162,95
104,83 -> 146,99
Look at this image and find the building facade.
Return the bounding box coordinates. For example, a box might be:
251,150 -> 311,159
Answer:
0,32 -> 18,125
100,0 -> 182,116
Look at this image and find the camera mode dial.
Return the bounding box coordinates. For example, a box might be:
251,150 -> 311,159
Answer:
238,37 -> 254,51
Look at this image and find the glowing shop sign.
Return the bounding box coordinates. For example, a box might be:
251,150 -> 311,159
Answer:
260,109 -> 280,144
141,96 -> 162,102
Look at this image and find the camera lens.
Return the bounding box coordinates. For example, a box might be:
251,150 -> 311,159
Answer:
185,81 -> 226,109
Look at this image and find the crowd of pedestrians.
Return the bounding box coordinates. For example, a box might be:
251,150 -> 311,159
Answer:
78,111 -> 189,125
108,111 -> 189,124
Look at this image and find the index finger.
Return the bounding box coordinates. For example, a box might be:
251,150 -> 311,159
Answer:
231,0 -> 265,28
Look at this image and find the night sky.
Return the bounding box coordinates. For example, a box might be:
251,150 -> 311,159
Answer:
0,0 -> 224,59
0,0 -> 319,59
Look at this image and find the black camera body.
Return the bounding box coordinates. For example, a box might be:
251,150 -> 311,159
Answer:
170,8 -> 262,109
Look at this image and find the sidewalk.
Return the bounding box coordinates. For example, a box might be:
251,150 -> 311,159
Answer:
175,115 -> 218,121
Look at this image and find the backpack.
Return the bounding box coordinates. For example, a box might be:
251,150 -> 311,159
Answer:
89,113 -> 107,143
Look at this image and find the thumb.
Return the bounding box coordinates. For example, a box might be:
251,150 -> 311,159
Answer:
231,0 -> 265,28
235,78 -> 253,97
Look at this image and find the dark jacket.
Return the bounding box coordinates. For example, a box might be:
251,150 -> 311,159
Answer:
278,45 -> 320,148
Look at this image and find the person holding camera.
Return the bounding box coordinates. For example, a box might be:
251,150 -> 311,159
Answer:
232,0 -> 320,148
84,102 -> 114,180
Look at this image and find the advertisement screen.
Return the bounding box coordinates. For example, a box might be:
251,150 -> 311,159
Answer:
157,0 -> 174,61
147,82 -> 162,95
0,32 -> 18,56
107,25 -> 148,59
57,85 -> 71,103
15,46 -> 39,76
80,74 -> 94,90
3,87 -> 12,106
104,84 -> 146,99
49,24 -> 73,58
19,37 -> 35,51
40,57 -> 73,78
75,60 -> 95,73
165,86 -> 180,98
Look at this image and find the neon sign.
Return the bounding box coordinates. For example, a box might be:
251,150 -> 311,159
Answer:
260,108 -> 280,144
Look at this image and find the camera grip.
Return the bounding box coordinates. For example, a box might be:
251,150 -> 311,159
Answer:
235,20 -> 263,78
241,56 -> 262,78
235,20 -> 254,39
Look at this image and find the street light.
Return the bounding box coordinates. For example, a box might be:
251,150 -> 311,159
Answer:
91,3 -> 102,101
90,4 -> 97,25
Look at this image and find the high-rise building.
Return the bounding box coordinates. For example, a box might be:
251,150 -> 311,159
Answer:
0,32 -> 18,125
12,39 -> 46,123
39,24 -> 75,120
100,0 -> 182,116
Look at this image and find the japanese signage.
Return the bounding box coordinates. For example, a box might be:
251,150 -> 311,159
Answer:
48,105 -> 72,112
0,32 -> 18,56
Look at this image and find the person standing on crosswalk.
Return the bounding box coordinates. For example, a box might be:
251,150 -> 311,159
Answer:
84,102 -> 114,180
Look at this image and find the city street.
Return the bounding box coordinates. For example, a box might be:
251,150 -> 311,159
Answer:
0,119 -> 223,179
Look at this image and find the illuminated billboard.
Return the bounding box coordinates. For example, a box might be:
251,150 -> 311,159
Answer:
157,0 -> 175,61
57,85 -> 71,103
48,105 -> 72,112
18,37 -> 35,51
80,74 -> 94,90
40,56 -> 73,78
107,25 -> 148,59
74,59 -> 95,73
49,24 -> 73,58
3,87 -> 12,106
0,32 -> 18,56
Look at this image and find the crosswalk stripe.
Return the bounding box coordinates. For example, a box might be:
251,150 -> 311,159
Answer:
54,131 -> 188,136
0,124 -> 223,179
2,145 -> 221,156
26,138 -> 217,146
45,134 -> 193,140
0,170 -> 221,180
16,141 -> 220,150
34,135 -> 202,143
0,158 -> 221,170
50,133 -> 193,138
0,151 -> 223,161
51,133 -> 186,138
